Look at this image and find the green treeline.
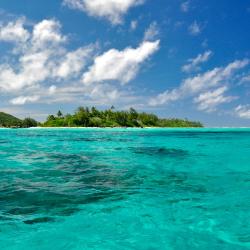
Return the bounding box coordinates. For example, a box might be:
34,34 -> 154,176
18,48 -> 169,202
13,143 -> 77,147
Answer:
43,107 -> 203,128
0,107 -> 203,128
0,112 -> 38,128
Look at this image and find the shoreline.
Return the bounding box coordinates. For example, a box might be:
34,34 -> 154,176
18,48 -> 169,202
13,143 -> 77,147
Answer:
1,127 -> 250,129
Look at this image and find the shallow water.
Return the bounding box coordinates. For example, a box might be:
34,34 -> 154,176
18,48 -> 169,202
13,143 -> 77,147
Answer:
0,128 -> 249,250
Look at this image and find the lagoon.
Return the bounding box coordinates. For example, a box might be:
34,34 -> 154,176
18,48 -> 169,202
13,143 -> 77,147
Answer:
0,128 -> 249,249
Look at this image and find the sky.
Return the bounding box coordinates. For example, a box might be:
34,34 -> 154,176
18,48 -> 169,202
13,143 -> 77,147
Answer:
0,0 -> 250,127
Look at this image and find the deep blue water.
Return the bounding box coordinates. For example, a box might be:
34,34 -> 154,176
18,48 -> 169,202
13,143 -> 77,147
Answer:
0,128 -> 249,249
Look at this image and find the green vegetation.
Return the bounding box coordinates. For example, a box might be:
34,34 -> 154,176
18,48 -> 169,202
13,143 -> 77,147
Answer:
0,112 -> 22,127
43,107 -> 203,128
0,112 -> 38,128
0,107 -> 203,128
22,118 -> 39,128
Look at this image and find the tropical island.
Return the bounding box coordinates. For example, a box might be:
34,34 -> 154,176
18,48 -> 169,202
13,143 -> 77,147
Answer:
1,107 -> 203,128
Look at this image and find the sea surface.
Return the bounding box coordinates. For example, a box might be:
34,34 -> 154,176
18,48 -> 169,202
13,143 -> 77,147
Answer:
0,128 -> 249,250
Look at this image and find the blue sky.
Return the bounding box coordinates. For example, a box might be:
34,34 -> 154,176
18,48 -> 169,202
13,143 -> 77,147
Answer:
0,0 -> 250,126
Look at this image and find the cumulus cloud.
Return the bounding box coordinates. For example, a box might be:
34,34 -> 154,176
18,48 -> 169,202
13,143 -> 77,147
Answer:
0,18 -> 30,43
53,46 -> 95,78
0,51 -> 51,90
182,50 -> 212,73
144,22 -> 160,41
149,59 -> 249,108
32,19 -> 66,49
0,17 -> 160,109
188,21 -> 201,35
82,40 -> 160,85
194,87 -> 235,112
235,105 -> 250,119
63,0 -> 144,24
0,19 -> 95,93
10,95 -> 40,105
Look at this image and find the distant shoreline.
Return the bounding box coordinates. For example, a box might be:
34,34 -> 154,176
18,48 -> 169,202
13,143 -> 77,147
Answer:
1,108 -> 203,128
1,127 -> 250,129
0,126 -> 203,129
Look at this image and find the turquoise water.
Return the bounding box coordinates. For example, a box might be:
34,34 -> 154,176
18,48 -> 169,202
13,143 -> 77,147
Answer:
0,128 -> 249,250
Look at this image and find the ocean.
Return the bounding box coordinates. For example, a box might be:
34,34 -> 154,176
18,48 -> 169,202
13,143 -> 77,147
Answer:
0,128 -> 249,249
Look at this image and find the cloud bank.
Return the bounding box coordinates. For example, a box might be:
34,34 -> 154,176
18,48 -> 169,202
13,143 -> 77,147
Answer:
0,17 -> 160,108
150,59 -> 249,112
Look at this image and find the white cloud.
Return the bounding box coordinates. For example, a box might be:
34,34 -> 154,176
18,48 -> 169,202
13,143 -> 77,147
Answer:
180,1 -> 190,12
32,19 -> 67,49
53,46 -> 95,78
10,95 -> 40,105
149,59 -> 249,107
0,17 -> 159,109
0,54 -> 50,91
194,87 -> 235,112
188,21 -> 201,35
235,105 -> 250,119
0,19 -> 95,93
0,18 -> 30,43
38,83 -> 133,107
181,59 -> 249,93
88,84 -> 120,101
182,50 -> 212,73
240,74 -> 250,83
0,49 -> 50,91
63,0 -> 144,24
144,22 -> 160,41
82,40 -> 160,85
149,89 -> 181,106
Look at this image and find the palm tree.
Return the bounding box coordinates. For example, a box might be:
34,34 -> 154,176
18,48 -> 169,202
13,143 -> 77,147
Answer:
57,110 -> 63,118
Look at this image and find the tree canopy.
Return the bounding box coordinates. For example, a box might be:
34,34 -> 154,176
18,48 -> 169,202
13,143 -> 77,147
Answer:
43,107 -> 203,128
0,112 -> 39,128
0,108 -> 203,128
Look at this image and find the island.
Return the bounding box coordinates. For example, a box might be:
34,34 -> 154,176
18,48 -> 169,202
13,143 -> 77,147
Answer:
1,107 -> 203,128
0,112 -> 38,128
